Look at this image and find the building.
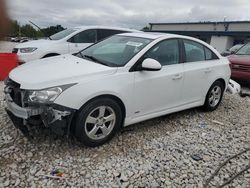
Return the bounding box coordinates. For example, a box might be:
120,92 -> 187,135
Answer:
149,21 -> 250,53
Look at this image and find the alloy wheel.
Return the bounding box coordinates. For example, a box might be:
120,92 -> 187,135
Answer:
208,86 -> 222,107
84,106 -> 116,140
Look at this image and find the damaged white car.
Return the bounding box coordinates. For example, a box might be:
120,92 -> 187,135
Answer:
5,32 -> 231,147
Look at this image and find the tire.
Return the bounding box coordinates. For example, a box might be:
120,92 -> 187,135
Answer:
203,80 -> 225,111
74,98 -> 123,147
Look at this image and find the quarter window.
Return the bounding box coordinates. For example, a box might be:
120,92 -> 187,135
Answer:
143,39 -> 180,66
70,29 -> 97,43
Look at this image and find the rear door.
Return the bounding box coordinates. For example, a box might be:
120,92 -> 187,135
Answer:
182,39 -> 220,104
68,29 -> 97,53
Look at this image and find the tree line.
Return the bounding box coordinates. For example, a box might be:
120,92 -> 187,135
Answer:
9,20 -> 149,39
9,20 -> 65,38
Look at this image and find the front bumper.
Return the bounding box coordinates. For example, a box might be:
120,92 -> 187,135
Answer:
4,86 -> 76,136
16,51 -> 41,64
231,70 -> 250,82
5,92 -> 43,119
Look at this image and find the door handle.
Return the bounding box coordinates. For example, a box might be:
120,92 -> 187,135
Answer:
75,44 -> 78,47
172,74 -> 183,80
204,68 -> 212,73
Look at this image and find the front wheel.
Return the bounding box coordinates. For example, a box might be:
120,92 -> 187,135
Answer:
203,81 -> 224,111
74,98 -> 123,147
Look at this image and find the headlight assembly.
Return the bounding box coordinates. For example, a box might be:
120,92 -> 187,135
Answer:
20,47 -> 37,53
27,84 -> 76,103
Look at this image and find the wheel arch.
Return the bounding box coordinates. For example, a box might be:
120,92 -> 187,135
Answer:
214,78 -> 226,91
206,78 -> 226,95
77,94 -> 126,127
204,78 -> 226,104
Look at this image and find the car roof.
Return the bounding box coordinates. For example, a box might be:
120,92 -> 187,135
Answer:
72,25 -> 140,32
117,32 -> 182,39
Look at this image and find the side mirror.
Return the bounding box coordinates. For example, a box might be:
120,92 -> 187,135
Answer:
141,58 -> 162,71
230,51 -> 236,54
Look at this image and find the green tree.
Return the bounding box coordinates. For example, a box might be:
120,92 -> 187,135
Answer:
41,25 -> 65,37
21,24 -> 38,38
8,20 -> 65,38
10,20 -> 21,36
141,26 -> 150,31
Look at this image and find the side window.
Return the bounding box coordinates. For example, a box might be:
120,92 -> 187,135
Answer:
204,47 -> 219,60
97,29 -> 126,41
184,40 -> 205,62
143,39 -> 179,66
70,29 -> 96,43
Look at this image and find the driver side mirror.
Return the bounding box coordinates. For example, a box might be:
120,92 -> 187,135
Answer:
140,58 -> 162,71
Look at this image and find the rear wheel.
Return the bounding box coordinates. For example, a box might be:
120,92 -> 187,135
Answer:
203,80 -> 224,111
74,98 -> 123,147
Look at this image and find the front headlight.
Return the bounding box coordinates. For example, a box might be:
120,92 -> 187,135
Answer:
27,84 -> 76,103
20,47 -> 37,53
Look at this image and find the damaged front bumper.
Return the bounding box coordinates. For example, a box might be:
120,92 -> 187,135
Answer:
4,85 -> 76,137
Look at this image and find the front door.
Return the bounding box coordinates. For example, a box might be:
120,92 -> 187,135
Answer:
68,29 -> 97,54
132,39 -> 184,117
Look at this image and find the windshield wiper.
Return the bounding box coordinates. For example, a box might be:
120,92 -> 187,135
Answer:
83,55 -> 109,66
77,52 -> 84,58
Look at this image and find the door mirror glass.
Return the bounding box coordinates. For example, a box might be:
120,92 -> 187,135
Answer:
141,58 -> 162,71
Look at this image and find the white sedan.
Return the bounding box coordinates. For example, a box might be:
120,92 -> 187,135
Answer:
12,26 -> 139,63
5,32 -> 231,147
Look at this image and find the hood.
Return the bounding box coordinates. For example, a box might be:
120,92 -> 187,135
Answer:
15,39 -> 60,48
9,54 -> 117,89
228,55 -> 250,66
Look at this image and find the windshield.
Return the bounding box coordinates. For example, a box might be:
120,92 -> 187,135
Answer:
229,44 -> 243,52
236,43 -> 250,55
78,35 -> 152,67
50,28 -> 77,40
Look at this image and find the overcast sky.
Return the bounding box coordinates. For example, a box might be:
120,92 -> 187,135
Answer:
6,0 -> 250,29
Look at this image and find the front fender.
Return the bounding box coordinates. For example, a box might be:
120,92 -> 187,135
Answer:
54,72 -> 134,117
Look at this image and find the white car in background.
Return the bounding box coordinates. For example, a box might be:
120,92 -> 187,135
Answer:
12,26 -> 139,63
5,32 -> 231,147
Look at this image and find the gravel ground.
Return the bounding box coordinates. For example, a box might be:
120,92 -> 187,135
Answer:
0,81 -> 249,188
